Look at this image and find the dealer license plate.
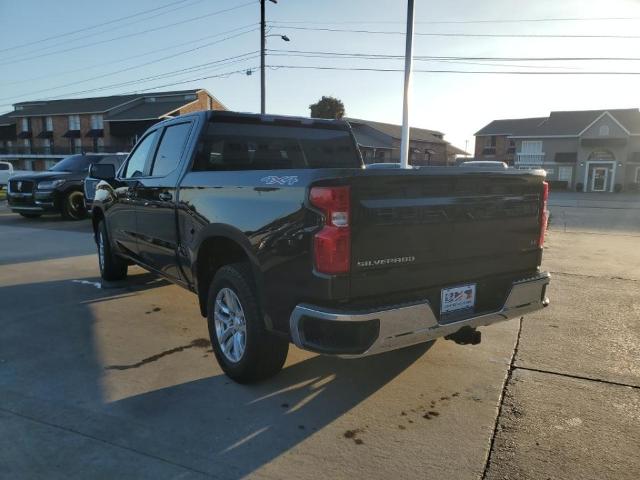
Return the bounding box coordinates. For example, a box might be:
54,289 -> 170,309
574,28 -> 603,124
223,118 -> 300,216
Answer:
440,284 -> 476,314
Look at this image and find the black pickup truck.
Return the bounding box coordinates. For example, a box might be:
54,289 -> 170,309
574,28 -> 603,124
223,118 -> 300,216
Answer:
91,110 -> 550,383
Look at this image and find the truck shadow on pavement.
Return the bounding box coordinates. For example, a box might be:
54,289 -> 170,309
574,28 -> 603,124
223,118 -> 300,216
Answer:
0,273 -> 433,478
108,342 -> 433,477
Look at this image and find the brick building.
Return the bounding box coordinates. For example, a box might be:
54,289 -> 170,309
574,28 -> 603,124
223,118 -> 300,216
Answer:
0,89 -> 225,170
346,118 -> 467,166
475,109 -> 640,192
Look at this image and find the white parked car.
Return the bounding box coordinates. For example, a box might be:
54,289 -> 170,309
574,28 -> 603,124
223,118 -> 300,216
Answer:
0,161 -> 30,188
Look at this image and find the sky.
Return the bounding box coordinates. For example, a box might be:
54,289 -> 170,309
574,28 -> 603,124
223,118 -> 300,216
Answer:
2,0 -> 640,153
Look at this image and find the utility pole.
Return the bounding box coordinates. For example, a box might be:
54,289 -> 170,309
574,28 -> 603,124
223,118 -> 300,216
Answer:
399,0 -> 415,169
260,0 -> 266,115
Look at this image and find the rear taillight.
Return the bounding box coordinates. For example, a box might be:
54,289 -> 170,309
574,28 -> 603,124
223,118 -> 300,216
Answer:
538,181 -> 549,247
309,186 -> 351,274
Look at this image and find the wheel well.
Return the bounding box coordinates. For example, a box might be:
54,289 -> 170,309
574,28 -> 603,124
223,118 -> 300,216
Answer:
196,236 -> 250,317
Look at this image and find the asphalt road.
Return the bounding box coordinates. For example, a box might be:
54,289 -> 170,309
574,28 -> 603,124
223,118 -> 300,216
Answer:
0,198 -> 638,479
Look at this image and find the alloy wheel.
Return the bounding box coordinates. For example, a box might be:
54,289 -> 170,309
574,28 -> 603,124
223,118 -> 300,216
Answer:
214,287 -> 247,363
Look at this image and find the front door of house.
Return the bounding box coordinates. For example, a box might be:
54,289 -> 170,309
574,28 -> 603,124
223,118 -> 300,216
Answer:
592,167 -> 608,192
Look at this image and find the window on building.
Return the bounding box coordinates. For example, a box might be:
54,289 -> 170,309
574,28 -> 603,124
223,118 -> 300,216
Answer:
42,138 -> 51,154
558,166 -> 573,182
599,125 -> 610,136
45,116 -> 53,131
123,130 -> 159,178
90,114 -> 103,129
68,115 -> 80,130
521,140 -> 543,154
21,118 -> 30,132
150,123 -> 192,177
73,138 -> 82,154
23,138 -> 31,152
635,167 -> 640,184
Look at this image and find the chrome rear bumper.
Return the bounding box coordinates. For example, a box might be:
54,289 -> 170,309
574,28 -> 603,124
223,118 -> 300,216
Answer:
290,272 -> 550,357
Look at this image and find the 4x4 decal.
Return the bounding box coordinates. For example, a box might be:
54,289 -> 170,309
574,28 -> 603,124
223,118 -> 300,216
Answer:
260,175 -> 299,186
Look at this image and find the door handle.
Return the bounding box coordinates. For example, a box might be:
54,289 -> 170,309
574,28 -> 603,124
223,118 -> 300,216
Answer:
158,191 -> 173,202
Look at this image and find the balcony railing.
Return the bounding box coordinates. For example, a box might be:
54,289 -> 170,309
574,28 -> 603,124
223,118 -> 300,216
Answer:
482,146 -> 496,155
516,153 -> 545,166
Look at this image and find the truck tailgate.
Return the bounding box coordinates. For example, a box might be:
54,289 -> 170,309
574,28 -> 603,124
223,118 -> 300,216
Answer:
347,170 -> 545,313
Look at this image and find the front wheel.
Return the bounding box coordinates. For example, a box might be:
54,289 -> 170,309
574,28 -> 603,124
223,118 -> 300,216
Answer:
207,263 -> 289,383
62,191 -> 87,220
97,220 -> 128,281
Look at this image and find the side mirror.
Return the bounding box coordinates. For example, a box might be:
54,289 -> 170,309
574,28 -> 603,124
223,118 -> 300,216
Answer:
89,163 -> 115,181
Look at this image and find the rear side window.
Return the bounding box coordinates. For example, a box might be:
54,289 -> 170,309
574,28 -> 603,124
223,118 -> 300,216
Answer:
151,122 -> 192,177
123,130 -> 158,178
192,122 -> 360,171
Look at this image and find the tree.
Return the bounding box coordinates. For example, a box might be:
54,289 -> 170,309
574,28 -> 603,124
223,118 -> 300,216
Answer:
309,96 -> 345,119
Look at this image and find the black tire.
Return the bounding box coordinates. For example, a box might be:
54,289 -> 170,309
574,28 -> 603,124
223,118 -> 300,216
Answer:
62,190 -> 87,220
207,263 -> 289,383
97,220 -> 128,281
19,213 -> 42,219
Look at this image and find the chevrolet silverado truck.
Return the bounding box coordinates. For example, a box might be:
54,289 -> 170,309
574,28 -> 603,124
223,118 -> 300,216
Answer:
91,110 -> 550,383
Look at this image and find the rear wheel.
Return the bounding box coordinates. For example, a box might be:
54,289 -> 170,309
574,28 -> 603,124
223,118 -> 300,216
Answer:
207,263 -> 289,383
19,213 -> 42,219
62,191 -> 87,220
97,220 -> 128,281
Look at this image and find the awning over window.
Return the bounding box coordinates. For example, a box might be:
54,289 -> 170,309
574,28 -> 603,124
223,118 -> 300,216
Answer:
36,130 -> 53,139
555,152 -> 577,163
17,130 -> 32,139
85,129 -> 104,138
62,130 -> 81,138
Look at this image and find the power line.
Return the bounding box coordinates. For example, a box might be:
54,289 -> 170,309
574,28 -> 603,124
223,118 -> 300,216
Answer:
0,1 -> 255,66
267,64 -> 640,75
265,52 -> 578,70
0,23 -> 259,88
266,48 -> 640,62
0,53 -> 259,106
0,27 -> 259,102
0,66 -> 256,108
269,16 -> 640,25
0,0 -> 193,53
270,25 -> 640,39
0,0 -> 208,61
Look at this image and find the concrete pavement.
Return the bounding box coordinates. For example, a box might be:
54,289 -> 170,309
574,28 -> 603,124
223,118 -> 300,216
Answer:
1,199 -> 639,479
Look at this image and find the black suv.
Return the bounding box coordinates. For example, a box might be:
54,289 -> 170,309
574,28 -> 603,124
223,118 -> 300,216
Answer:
8,154 -> 124,220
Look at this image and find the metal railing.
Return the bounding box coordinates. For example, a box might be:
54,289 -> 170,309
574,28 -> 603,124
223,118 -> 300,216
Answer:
516,153 -> 545,166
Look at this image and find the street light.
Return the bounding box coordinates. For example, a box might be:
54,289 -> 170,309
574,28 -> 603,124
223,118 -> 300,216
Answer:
261,0 -> 284,114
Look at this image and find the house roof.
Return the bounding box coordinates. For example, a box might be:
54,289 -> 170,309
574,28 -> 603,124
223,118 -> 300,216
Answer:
475,117 -> 547,136
446,143 -> 470,156
8,89 -> 202,117
476,108 -> 640,137
105,100 -> 191,121
346,117 -> 445,144
0,112 -> 14,126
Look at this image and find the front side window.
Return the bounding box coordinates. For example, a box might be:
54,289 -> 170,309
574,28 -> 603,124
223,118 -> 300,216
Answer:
192,121 -> 360,171
150,123 -> 191,177
123,130 -> 159,178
